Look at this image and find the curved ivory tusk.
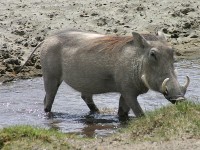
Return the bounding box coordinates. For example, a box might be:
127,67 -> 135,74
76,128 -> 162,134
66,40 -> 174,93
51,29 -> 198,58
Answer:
174,69 -> 178,77
141,74 -> 151,89
161,78 -> 169,93
183,76 -> 190,89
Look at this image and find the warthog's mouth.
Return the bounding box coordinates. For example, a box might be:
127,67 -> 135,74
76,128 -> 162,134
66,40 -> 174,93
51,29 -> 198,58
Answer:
168,97 -> 185,104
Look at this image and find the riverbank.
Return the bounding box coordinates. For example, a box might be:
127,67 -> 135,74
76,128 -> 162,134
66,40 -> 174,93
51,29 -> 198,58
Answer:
1,102 -> 200,150
0,0 -> 200,83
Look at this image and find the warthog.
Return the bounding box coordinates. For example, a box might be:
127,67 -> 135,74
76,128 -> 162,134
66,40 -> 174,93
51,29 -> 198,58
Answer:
21,29 -> 190,117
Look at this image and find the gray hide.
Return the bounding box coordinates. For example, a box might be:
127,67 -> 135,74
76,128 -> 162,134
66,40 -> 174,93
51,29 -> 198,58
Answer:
39,29 -> 190,117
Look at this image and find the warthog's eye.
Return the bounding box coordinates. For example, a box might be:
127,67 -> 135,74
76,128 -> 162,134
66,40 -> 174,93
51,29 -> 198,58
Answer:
149,49 -> 157,60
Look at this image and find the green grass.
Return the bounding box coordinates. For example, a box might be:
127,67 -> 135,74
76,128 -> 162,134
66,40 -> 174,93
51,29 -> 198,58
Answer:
0,126 -> 74,150
127,101 -> 200,142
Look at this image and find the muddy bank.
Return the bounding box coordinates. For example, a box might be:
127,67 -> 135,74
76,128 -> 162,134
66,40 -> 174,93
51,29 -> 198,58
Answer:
0,0 -> 200,83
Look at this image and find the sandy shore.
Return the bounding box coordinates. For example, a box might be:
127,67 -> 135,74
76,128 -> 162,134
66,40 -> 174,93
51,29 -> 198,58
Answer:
0,0 -> 200,149
0,0 -> 200,83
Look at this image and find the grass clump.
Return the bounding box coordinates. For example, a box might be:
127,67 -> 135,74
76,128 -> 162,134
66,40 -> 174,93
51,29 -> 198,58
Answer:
128,101 -> 200,142
0,125 -> 73,150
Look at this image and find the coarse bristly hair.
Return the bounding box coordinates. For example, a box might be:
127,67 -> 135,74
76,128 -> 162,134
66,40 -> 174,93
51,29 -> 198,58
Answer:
91,36 -> 133,52
86,33 -> 164,52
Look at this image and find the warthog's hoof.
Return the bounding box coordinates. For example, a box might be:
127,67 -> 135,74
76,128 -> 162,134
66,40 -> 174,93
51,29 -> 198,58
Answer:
44,112 -> 53,118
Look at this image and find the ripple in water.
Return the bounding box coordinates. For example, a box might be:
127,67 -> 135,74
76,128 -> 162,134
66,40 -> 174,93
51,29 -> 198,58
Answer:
0,60 -> 199,137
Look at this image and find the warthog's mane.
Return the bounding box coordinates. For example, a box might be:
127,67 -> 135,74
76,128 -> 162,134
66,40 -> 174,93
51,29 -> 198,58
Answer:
90,36 -> 133,52
88,34 -> 162,52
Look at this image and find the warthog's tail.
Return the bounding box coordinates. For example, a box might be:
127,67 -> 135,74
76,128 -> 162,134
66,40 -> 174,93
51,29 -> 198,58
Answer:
15,41 -> 44,74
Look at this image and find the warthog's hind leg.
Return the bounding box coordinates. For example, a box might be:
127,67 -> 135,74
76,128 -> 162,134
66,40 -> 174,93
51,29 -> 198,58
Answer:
81,93 -> 99,114
43,78 -> 62,112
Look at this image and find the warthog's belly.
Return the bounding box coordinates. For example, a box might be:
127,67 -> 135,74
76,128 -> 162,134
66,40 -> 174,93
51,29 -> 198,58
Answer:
62,71 -> 117,94
61,52 -> 118,94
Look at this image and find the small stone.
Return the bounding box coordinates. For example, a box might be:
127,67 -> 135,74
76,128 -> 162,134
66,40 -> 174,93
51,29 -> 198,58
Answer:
136,6 -> 144,11
91,12 -> 99,16
2,43 -> 7,48
189,32 -> 198,38
35,35 -> 45,42
2,52 -> 10,59
3,58 -> 21,65
35,64 -> 41,69
12,29 -> 25,36
183,22 -> 191,29
5,64 -> 13,72
96,18 -> 107,26
30,39 -> 38,47
162,28 -> 168,34
23,41 -> 29,47
113,28 -> 118,33
171,33 -> 179,38
13,65 -> 21,72
180,8 -> 195,15
0,66 -> 6,74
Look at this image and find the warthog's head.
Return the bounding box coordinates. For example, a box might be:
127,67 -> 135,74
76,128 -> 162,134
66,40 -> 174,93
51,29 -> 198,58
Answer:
132,32 -> 190,104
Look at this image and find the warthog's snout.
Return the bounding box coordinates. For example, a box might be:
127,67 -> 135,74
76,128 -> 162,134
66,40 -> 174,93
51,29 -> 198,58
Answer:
161,76 -> 190,104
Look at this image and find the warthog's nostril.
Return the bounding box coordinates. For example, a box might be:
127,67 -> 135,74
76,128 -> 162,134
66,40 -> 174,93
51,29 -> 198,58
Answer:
170,100 -> 176,104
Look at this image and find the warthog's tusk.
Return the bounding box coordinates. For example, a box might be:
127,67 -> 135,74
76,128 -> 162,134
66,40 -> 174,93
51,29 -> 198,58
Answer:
174,69 -> 178,77
141,74 -> 151,89
183,76 -> 190,90
161,78 -> 169,93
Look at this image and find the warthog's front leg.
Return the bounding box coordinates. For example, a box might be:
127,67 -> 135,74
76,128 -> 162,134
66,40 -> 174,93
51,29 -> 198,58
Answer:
81,93 -> 99,114
118,95 -> 130,119
121,92 -> 144,117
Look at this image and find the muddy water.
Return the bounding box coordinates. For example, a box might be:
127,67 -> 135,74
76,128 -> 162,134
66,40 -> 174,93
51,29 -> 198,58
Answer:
0,60 -> 199,137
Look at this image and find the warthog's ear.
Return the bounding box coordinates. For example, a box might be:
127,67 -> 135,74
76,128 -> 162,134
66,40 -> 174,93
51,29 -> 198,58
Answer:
132,32 -> 149,48
157,31 -> 167,41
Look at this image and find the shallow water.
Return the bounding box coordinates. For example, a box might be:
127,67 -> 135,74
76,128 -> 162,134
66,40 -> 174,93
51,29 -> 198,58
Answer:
0,60 -> 200,137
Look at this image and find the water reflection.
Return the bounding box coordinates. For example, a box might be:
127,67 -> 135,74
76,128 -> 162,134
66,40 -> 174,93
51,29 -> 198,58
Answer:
76,114 -> 119,137
43,112 -> 120,137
